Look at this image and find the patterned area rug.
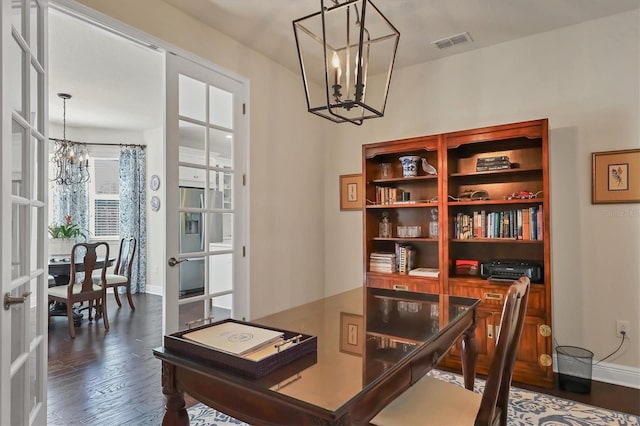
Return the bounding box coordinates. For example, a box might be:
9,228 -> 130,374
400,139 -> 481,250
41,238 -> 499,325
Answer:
186,369 -> 640,425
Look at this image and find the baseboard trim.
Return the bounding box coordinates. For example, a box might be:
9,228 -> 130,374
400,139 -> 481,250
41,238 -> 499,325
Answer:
553,354 -> 640,389
591,361 -> 640,389
145,285 -> 162,296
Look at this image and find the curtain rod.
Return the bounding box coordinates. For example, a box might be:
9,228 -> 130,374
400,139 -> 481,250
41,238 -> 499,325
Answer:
49,138 -> 146,149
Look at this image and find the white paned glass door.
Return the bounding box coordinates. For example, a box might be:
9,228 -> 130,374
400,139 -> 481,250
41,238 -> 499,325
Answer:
1,0 -> 48,424
164,53 -> 248,335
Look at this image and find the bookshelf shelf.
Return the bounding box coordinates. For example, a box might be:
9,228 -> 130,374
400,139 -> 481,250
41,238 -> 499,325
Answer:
362,118 -> 552,388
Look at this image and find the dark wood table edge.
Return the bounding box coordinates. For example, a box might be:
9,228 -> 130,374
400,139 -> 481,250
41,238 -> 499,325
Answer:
153,302 -> 479,426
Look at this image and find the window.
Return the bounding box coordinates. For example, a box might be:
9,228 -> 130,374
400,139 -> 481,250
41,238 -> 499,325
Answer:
89,158 -> 120,238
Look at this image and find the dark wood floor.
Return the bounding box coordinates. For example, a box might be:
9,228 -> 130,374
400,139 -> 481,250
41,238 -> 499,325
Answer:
47,293 -> 640,425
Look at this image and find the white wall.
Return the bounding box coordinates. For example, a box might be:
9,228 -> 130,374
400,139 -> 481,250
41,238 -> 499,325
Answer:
72,0 -> 329,319
325,10 -> 640,380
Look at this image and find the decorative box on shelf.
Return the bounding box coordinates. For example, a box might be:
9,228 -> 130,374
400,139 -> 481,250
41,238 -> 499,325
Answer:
163,318 -> 317,379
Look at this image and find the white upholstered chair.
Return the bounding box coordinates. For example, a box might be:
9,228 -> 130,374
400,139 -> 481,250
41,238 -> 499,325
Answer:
370,276 -> 531,426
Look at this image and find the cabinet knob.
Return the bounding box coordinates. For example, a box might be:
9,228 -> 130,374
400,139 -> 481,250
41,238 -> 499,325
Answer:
539,354 -> 552,367
539,324 -> 552,337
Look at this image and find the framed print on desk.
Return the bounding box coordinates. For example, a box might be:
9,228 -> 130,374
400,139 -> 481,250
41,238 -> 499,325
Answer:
339,174 -> 363,210
592,149 -> 640,204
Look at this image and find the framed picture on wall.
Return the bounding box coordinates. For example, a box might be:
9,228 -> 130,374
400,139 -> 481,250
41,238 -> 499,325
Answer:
339,174 -> 363,211
592,149 -> 640,204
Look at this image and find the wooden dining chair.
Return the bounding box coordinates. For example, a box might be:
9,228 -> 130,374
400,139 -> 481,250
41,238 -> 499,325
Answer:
48,242 -> 110,338
370,276 -> 531,426
93,237 -> 137,310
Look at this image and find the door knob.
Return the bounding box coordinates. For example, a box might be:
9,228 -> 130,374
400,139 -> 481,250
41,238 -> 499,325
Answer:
4,291 -> 32,310
167,257 -> 189,267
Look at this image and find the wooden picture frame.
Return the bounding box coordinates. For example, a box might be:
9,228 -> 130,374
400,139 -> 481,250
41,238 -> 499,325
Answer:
339,174 -> 363,210
339,312 -> 364,356
592,149 -> 640,204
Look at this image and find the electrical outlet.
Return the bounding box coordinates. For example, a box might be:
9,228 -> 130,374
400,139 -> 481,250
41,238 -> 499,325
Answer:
616,320 -> 630,339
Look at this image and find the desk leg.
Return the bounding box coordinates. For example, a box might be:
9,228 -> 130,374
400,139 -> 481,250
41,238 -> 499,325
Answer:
161,362 -> 189,426
461,322 -> 478,391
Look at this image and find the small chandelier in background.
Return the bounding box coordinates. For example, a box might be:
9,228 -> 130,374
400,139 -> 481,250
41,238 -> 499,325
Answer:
293,0 -> 399,125
50,93 -> 90,185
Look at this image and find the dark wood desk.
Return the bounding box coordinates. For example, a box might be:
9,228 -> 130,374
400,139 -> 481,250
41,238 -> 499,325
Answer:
154,287 -> 480,425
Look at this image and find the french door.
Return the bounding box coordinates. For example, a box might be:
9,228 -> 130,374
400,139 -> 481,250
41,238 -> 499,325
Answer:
164,53 -> 248,335
0,0 -> 49,424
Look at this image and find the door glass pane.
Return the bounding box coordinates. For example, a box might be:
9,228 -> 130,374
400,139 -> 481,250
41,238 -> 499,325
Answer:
207,172 -> 232,210
12,0 -> 24,36
28,278 -> 38,343
178,74 -> 205,122
12,205 -> 26,280
30,206 -> 40,273
208,253 -> 232,293
209,127 -> 233,166
11,364 -> 24,425
179,120 -> 205,165
178,257 -> 204,296
29,0 -> 39,58
12,120 -> 26,197
10,283 -> 28,363
179,213 -> 203,254
10,37 -> 24,115
209,85 -> 233,129
29,350 -> 40,414
207,212 -> 233,249
30,62 -> 40,128
178,299 -> 207,329
179,165 -> 205,188
211,294 -> 233,319
30,136 -> 40,201
222,173 -> 232,209
179,185 -> 203,209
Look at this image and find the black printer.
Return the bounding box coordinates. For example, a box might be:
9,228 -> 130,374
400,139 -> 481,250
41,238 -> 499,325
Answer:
480,260 -> 543,283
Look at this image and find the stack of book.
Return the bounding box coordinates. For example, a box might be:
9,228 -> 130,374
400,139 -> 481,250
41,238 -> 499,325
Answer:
476,155 -> 511,171
408,267 -> 440,277
369,252 -> 397,273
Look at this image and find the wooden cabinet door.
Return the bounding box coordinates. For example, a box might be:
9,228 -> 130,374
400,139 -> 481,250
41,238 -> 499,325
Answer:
512,315 -> 553,387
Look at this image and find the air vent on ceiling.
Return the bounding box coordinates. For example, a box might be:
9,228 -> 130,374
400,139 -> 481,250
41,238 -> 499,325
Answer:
431,32 -> 473,50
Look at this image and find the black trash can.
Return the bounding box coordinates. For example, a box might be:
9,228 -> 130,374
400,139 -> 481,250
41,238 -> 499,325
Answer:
556,345 -> 593,394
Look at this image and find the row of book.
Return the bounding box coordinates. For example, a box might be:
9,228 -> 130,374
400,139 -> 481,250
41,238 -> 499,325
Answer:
374,186 -> 413,205
395,243 -> 416,273
453,206 -> 543,240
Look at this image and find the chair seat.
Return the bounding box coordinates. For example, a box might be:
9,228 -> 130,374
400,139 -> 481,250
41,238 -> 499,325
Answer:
48,282 -> 102,298
92,271 -> 128,285
371,376 -> 483,426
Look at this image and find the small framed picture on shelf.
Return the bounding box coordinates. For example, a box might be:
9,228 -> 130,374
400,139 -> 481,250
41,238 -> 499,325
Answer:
339,173 -> 363,211
592,149 -> 640,204
339,312 -> 364,356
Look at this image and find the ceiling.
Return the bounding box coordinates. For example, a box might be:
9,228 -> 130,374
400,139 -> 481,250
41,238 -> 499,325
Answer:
49,0 -> 640,132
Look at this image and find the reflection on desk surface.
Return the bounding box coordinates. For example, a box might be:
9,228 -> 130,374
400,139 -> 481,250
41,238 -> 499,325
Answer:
251,287 -> 479,411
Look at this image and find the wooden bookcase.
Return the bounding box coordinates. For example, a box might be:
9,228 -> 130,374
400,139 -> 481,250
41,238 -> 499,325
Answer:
362,119 -> 553,387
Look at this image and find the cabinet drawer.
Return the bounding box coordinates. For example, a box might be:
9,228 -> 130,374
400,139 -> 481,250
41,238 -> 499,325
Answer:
449,282 -> 545,314
367,274 -> 439,294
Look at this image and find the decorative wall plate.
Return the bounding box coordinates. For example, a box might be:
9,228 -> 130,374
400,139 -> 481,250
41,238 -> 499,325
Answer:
150,196 -> 161,211
150,174 -> 160,191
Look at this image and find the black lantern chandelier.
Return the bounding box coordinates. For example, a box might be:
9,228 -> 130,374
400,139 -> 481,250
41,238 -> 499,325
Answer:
293,0 -> 399,125
50,93 -> 90,185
